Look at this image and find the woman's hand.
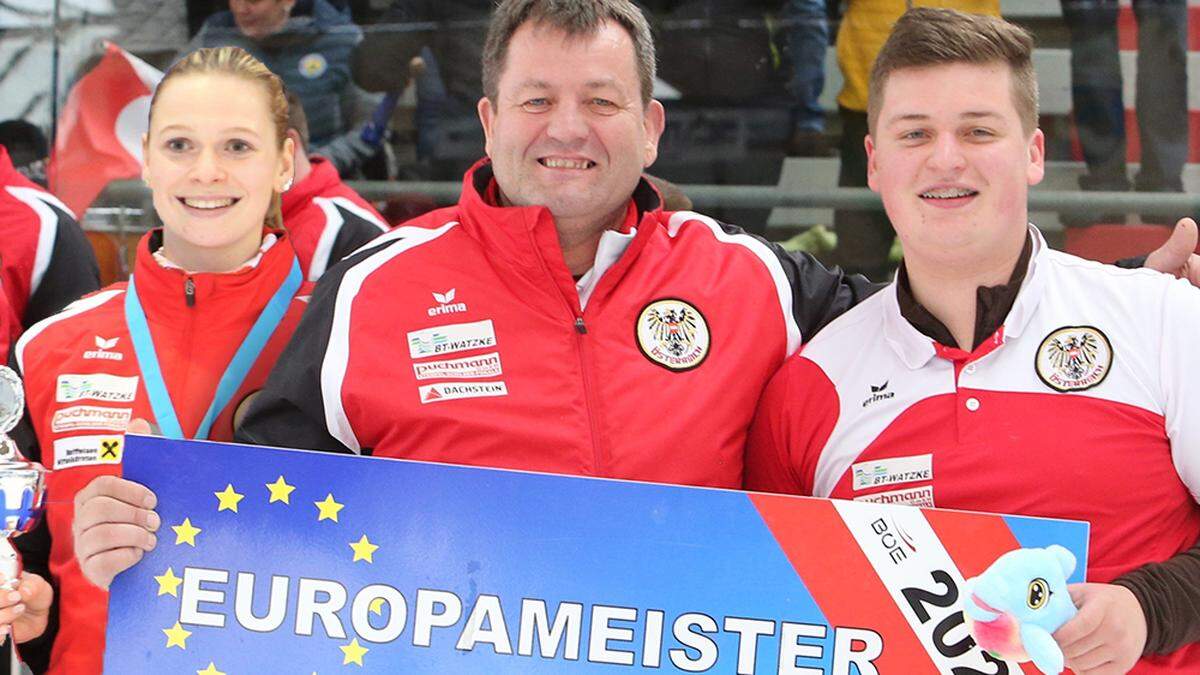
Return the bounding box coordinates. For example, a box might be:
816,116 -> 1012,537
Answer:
0,572 -> 53,643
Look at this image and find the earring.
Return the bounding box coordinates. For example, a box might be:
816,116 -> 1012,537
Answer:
282,177 -> 294,192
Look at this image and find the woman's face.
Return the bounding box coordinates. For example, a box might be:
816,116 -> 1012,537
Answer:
142,73 -> 293,262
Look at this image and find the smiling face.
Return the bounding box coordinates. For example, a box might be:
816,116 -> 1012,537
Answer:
477,19 -> 665,234
142,72 -> 293,270
867,62 -> 1044,271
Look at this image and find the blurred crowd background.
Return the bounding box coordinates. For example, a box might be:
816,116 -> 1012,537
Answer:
2,0 -> 1196,283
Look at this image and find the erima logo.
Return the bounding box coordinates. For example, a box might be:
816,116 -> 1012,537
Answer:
861,381 -> 895,408
84,335 -> 123,361
428,288 -> 468,317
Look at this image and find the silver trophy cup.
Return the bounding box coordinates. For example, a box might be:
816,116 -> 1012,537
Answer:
0,366 -> 46,674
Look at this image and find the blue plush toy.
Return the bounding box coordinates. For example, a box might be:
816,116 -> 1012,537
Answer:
961,545 -> 1079,675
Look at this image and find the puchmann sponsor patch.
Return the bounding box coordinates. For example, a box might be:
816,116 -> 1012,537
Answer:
853,485 -> 935,508
52,434 -> 125,469
51,406 -> 132,432
412,352 -> 502,381
56,374 -> 139,403
419,381 -> 508,404
851,454 -> 932,490
407,320 -> 496,360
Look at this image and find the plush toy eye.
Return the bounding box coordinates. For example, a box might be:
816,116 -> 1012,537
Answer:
1027,578 -> 1050,610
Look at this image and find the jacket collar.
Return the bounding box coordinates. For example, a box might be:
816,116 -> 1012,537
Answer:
132,228 -> 301,329
457,159 -> 664,309
884,225 -> 1050,368
281,155 -> 340,219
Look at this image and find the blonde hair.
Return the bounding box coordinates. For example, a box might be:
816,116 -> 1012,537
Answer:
149,46 -> 290,230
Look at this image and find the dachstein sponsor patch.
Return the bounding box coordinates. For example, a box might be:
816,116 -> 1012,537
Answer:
52,434 -> 125,469
51,406 -> 132,432
407,320 -> 497,359
851,454 -> 932,490
412,352 -> 502,380
56,374 -> 139,403
419,381 -> 507,404
854,485 -> 935,508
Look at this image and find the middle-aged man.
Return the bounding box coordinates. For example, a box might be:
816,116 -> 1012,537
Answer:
746,9 -> 1200,674
69,0 -> 1200,603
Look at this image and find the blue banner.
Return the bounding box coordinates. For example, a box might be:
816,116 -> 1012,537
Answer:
105,435 -> 1088,673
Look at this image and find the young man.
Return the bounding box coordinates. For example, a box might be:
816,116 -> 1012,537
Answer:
746,9 -> 1200,673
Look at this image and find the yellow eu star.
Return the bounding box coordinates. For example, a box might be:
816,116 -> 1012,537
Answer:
197,663 -> 225,675
172,518 -> 202,546
314,493 -> 344,522
340,638 -> 368,666
155,567 -> 183,597
214,484 -> 244,513
348,535 -> 379,563
163,621 -> 192,649
266,475 -> 296,504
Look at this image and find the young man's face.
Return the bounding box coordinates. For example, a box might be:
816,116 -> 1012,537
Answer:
867,62 -> 1045,270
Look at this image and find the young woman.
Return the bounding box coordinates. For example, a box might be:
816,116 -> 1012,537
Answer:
1,46 -> 310,674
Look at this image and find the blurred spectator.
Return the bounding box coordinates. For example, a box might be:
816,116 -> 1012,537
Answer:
0,143 -> 101,352
1060,0 -> 1189,206
353,1 -> 491,167
655,0 -> 789,103
652,0 -> 795,235
281,91 -> 390,280
781,0 -> 831,156
187,0 -> 383,176
831,0 -> 998,281
0,120 -> 49,188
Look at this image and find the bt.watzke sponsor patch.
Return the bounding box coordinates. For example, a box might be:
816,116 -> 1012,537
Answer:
407,320 -> 496,360
56,374 -> 139,403
851,454 -> 933,491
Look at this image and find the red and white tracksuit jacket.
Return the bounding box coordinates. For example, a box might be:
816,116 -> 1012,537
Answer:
281,155 -> 389,281
0,146 -> 100,349
747,228 -> 1200,673
12,229 -> 310,675
238,159 -> 873,487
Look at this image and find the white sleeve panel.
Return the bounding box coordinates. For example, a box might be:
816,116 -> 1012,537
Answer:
1161,277 -> 1200,503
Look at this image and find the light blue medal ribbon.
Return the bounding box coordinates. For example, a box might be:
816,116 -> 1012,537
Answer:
124,258 -> 301,440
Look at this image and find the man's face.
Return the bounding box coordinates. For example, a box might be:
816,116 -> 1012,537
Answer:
230,0 -> 294,39
477,20 -> 665,229
867,62 -> 1044,269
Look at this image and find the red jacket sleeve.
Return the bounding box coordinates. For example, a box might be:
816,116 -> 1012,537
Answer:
745,353 -> 841,496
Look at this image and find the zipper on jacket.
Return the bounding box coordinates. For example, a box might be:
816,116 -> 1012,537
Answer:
184,277 -> 196,307
572,314 -> 606,473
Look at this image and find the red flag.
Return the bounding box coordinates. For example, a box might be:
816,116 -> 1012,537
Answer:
48,42 -> 162,215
